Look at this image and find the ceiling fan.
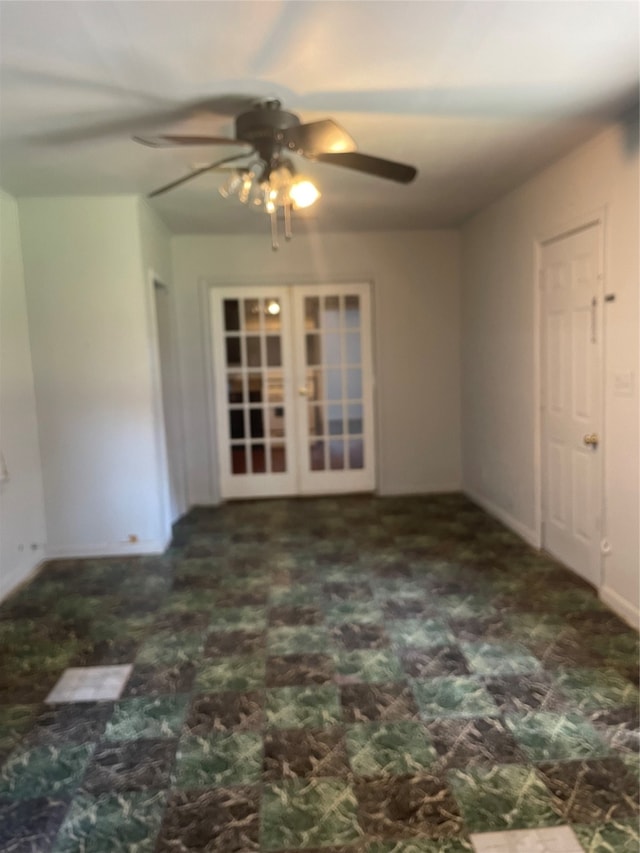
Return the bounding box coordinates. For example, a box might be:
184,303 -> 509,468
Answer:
133,96 -> 418,198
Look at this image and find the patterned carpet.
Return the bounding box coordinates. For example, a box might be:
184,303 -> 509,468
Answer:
0,493 -> 638,852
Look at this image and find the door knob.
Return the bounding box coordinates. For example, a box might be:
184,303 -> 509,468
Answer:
583,433 -> 599,447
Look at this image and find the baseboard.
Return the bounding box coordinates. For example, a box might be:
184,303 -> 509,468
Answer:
380,482 -> 462,497
464,487 -> 540,549
0,560 -> 45,603
600,584 -> 640,630
1,537 -> 173,604
45,537 -> 172,559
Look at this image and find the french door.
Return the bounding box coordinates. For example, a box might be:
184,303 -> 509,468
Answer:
210,283 -> 375,499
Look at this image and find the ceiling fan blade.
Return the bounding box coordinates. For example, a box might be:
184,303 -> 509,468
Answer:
133,134 -> 250,148
192,94 -> 265,116
0,64 -> 165,103
297,85 -> 626,120
315,152 -> 417,183
26,95 -> 263,145
147,152 -> 250,198
281,119 -> 356,156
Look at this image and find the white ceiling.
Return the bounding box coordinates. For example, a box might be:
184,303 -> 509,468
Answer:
0,0 -> 638,235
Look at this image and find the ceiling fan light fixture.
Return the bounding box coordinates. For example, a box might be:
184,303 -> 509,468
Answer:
289,177 -> 320,210
238,170 -> 256,204
269,162 -> 295,190
214,156 -> 321,249
247,180 -> 267,207
265,186 -> 277,214
218,170 -> 243,199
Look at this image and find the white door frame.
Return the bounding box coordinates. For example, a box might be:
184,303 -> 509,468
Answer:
534,207 -> 607,586
146,269 -> 189,536
152,277 -> 190,519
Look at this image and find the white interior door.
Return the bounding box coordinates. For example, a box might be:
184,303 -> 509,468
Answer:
540,222 -> 603,586
210,283 -> 375,499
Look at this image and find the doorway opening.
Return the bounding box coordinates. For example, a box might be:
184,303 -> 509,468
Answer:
153,278 -> 188,522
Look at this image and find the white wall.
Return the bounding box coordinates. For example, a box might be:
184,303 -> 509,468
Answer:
171,229 -> 461,505
0,190 -> 47,597
18,196 -> 171,557
461,113 -> 639,627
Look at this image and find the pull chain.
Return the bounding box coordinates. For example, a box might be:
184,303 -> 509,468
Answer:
284,201 -> 292,241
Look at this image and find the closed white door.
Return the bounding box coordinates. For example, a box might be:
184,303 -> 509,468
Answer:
540,223 -> 603,586
210,283 -> 375,499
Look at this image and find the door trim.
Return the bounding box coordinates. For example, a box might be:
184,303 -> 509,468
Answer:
151,276 -> 189,521
534,208 -> 607,587
145,268 -> 179,542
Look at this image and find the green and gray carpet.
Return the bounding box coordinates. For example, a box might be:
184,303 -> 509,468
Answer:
0,494 -> 638,852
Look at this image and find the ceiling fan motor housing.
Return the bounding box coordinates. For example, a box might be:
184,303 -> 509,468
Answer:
235,100 -> 301,164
